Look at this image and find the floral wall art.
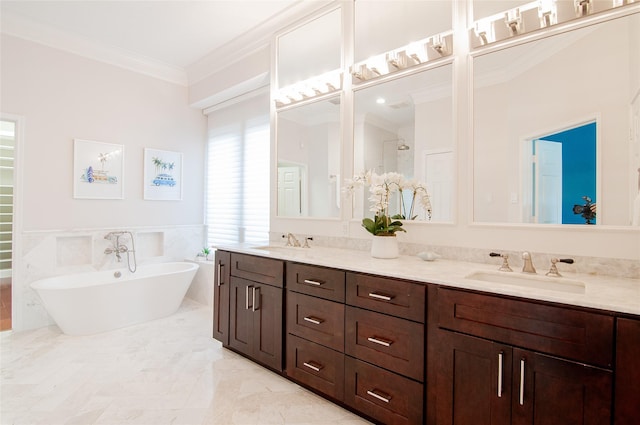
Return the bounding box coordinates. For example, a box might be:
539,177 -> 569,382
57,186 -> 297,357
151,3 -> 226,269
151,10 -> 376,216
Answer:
143,148 -> 183,201
73,139 -> 124,199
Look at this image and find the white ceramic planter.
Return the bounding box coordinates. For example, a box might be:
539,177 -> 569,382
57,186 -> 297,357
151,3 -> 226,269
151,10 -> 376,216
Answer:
370,235 -> 399,259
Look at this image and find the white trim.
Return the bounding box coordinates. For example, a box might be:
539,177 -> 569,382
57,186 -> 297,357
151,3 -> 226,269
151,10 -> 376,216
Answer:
0,113 -> 25,331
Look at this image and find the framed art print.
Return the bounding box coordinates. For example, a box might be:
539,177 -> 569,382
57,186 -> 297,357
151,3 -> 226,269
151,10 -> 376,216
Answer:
143,148 -> 183,201
73,139 -> 124,199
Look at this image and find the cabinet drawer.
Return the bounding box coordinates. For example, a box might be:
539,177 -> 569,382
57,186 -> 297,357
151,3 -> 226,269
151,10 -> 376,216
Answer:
230,253 -> 283,287
287,262 -> 345,302
346,273 -> 425,322
286,334 -> 345,401
345,306 -> 424,381
345,356 -> 423,425
437,287 -> 614,368
287,292 -> 344,351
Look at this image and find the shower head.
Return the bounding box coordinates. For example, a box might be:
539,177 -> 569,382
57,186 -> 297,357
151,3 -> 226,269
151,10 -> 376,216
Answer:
397,139 -> 410,150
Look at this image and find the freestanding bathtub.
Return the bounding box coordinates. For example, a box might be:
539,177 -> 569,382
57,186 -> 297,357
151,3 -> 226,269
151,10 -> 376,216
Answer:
30,262 -> 199,336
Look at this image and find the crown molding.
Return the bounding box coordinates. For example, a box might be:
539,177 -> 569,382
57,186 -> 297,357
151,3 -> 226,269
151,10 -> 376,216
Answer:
1,11 -> 189,86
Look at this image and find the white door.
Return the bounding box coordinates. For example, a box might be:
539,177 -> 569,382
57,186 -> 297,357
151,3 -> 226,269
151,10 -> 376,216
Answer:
534,139 -> 562,224
424,150 -> 453,222
278,166 -> 301,216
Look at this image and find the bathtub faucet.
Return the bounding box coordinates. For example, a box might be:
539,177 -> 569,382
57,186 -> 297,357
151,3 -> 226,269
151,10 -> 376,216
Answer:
104,231 -> 137,272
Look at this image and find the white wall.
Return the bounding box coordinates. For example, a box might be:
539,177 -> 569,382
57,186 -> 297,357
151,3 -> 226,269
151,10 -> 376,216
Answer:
1,35 -> 206,231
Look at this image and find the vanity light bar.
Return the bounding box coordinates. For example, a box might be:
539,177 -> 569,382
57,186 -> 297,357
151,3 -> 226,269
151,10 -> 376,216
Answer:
351,31 -> 454,83
274,69 -> 343,108
470,0 -> 636,48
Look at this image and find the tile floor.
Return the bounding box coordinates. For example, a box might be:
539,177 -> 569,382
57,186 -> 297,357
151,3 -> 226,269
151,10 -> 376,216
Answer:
0,299 -> 371,425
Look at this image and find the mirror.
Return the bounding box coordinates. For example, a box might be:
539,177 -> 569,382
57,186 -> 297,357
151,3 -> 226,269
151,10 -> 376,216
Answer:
277,8 -> 342,88
473,13 -> 640,226
353,64 -> 454,222
354,0 -> 451,63
276,96 -> 341,218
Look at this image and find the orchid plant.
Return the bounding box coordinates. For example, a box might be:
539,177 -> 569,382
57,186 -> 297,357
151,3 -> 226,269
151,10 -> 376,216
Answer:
344,171 -> 432,236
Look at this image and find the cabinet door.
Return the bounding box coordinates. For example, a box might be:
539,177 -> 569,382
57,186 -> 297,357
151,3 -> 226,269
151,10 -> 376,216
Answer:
614,318 -> 640,425
252,282 -> 283,371
212,250 -> 230,345
435,330 -> 512,425
512,348 -> 612,425
228,276 -> 254,357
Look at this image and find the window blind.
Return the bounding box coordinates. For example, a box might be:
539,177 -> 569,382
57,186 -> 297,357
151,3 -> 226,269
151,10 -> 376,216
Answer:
206,91 -> 270,246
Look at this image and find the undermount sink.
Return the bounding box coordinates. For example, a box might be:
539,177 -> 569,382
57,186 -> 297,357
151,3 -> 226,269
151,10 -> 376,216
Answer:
465,270 -> 586,294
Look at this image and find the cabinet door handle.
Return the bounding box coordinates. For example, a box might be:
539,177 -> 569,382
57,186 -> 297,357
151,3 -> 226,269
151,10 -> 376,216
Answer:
368,292 -> 394,301
252,287 -> 260,312
303,279 -> 324,286
216,262 -> 224,286
497,351 -> 504,398
519,358 -> 525,405
245,286 -> 253,310
367,336 -> 393,347
303,361 -> 323,372
366,389 -> 392,403
303,316 -> 324,325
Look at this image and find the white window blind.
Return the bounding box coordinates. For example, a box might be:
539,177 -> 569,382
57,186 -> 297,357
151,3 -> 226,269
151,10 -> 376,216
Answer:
206,91 -> 270,246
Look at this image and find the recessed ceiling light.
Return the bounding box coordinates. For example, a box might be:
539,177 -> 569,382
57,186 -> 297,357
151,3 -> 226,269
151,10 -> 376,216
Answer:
376,98 -> 386,104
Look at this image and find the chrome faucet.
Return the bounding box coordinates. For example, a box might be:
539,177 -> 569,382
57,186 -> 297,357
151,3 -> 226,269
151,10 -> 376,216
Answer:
521,251 -> 537,274
286,233 -> 301,247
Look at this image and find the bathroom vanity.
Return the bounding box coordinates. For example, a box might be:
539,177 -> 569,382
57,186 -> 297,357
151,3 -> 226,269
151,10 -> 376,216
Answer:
212,246 -> 639,425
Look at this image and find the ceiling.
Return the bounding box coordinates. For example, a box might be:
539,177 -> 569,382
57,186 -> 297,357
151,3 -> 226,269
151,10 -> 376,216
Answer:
0,0 -> 326,85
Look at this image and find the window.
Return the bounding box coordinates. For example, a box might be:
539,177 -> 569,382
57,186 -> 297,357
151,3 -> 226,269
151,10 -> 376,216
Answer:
206,91 -> 270,246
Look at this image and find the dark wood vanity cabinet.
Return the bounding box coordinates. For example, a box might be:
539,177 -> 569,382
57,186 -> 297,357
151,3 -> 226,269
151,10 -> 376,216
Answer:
227,253 -> 284,371
285,262 -> 346,400
212,250 -> 230,345
344,272 -> 426,425
614,317 -> 640,425
213,251 -> 636,425
429,287 -> 614,425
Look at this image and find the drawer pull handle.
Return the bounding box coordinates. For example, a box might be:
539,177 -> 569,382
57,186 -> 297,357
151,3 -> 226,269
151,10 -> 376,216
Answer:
367,389 -> 392,403
303,279 -> 324,286
368,292 -> 394,301
303,316 -> 324,325
367,336 -> 393,347
497,351 -> 504,398
519,358 -> 525,405
303,361 -> 323,372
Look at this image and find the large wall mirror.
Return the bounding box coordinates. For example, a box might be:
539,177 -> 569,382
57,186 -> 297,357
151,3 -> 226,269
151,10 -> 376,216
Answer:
276,96 -> 342,218
353,63 -> 454,222
473,12 -> 640,226
277,8 -> 341,88
354,0 -> 451,63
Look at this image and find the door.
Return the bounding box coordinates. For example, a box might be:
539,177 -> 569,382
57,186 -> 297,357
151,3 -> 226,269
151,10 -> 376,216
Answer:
424,150 -> 453,221
435,331 -> 512,425
278,166 -> 301,216
534,139 -> 562,224
228,276 -> 254,356
512,349 -> 612,425
212,250 -> 230,345
252,283 -> 283,371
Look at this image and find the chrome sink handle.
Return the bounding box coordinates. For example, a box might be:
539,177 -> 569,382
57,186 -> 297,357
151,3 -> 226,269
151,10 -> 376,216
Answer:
545,258 -> 575,277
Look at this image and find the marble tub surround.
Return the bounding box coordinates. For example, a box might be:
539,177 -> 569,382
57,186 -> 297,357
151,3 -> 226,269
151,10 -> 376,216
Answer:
0,300 -> 370,425
219,243 -> 640,316
185,258 -> 214,306
15,225 -> 205,331
267,233 -> 640,280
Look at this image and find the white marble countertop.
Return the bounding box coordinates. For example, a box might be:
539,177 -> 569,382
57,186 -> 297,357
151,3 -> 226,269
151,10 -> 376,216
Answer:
216,243 -> 640,316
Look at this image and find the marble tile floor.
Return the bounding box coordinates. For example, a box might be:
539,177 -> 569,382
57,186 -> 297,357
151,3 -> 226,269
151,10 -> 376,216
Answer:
0,299 -> 371,425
